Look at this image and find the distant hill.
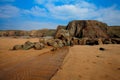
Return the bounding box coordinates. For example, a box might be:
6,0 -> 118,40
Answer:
0,29 -> 56,37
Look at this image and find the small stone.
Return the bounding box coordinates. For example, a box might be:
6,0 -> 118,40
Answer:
117,68 -> 120,70
99,47 -> 105,51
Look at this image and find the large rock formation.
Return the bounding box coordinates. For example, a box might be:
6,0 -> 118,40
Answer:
107,26 -> 120,38
54,25 -> 70,40
66,20 -> 109,38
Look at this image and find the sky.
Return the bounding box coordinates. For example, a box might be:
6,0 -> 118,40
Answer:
0,0 -> 120,30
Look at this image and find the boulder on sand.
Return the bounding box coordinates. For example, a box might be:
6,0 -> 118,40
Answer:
34,42 -> 45,50
12,45 -> 23,50
22,41 -> 34,50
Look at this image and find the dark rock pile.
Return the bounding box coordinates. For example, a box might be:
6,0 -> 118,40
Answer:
13,41 -> 45,50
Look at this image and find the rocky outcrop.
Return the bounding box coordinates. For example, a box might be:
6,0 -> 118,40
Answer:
66,20 -> 109,38
107,26 -> 120,38
0,30 -> 28,37
12,20 -> 120,50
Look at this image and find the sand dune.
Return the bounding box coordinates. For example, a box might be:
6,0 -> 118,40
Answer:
52,45 -> 120,80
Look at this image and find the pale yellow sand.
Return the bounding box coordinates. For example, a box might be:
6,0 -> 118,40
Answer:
52,45 -> 120,80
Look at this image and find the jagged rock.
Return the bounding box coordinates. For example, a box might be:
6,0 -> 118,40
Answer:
12,45 -> 23,50
66,20 -> 109,38
111,38 -> 120,44
103,39 -> 112,44
54,26 -> 70,41
55,39 -> 64,48
98,38 -> 103,45
46,39 -> 54,46
86,39 -> 98,45
79,38 -> 88,45
71,37 -> 80,45
22,41 -> 34,50
52,42 -> 59,48
34,42 -> 45,50
108,26 -> 120,38
62,40 -> 67,46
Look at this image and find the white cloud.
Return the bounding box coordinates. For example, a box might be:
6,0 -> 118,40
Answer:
44,1 -> 120,25
46,1 -> 97,20
0,5 -> 20,18
23,6 -> 47,17
1,0 -> 120,27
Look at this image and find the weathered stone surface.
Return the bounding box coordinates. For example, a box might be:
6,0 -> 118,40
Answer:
98,38 -> 103,45
103,39 -> 112,44
12,45 -> 23,50
108,26 -> 120,38
111,38 -> 120,44
23,41 -> 34,50
54,26 -> 70,41
66,20 -> 109,38
34,42 -> 45,50
86,39 -> 98,45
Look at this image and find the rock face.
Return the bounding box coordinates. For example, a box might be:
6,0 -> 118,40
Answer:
108,26 -> 120,38
55,26 -> 70,40
54,25 -> 71,46
66,20 -> 109,38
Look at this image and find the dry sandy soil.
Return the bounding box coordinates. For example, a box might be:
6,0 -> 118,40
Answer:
0,37 -> 120,80
0,37 -> 68,80
52,45 -> 120,80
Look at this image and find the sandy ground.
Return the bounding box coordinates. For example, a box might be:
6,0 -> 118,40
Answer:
0,37 -> 120,80
52,45 -> 120,80
0,37 -> 69,80
0,37 -> 50,73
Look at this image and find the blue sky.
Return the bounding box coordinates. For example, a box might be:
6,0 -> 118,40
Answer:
0,0 -> 120,30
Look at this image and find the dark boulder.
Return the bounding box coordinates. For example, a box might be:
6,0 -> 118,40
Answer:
111,38 -> 120,44
99,47 -> 105,51
86,39 -> 99,45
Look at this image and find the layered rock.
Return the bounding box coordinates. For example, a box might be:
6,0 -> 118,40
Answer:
55,26 -> 70,39
107,26 -> 120,38
66,20 -> 109,38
